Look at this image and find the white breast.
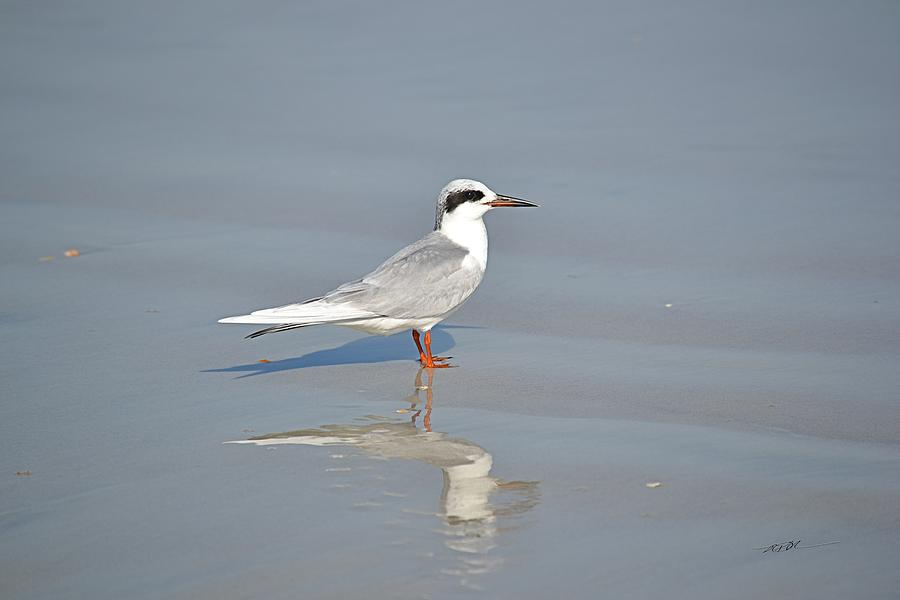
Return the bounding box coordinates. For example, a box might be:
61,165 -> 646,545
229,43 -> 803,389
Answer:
439,216 -> 488,270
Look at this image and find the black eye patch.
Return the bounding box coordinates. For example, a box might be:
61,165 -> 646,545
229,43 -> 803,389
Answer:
445,189 -> 485,213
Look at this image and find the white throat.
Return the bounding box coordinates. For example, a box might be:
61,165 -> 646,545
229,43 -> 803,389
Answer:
439,212 -> 488,270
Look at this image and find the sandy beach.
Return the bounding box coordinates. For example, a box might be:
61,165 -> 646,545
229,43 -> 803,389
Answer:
2,1 -> 899,598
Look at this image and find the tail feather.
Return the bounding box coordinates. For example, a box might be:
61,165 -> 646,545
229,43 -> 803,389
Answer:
245,322 -> 324,339
219,300 -> 373,324
219,299 -> 377,339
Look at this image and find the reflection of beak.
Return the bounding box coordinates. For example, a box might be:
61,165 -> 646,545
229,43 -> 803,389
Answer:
487,194 -> 540,208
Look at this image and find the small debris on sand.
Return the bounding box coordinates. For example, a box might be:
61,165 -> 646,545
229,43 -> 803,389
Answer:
16,471 -> 32,477
257,359 -> 270,363
39,256 -> 55,262
64,248 -> 80,257
664,303 -> 673,308
645,481 -> 662,488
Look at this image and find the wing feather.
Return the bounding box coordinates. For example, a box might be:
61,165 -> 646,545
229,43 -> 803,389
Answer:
319,232 -> 482,319
219,231 -> 481,327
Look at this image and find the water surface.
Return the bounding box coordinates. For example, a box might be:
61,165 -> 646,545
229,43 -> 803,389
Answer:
2,1 -> 900,598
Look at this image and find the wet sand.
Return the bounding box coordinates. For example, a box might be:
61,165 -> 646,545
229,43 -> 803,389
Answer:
2,1 -> 900,598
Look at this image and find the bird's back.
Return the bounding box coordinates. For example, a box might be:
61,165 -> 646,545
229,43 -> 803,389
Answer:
321,231 -> 484,319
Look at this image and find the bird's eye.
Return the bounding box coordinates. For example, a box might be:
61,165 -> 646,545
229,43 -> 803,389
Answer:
465,191 -> 477,201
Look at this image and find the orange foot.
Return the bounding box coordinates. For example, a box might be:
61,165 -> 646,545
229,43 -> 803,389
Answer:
422,362 -> 454,369
416,354 -> 450,364
419,330 -> 455,368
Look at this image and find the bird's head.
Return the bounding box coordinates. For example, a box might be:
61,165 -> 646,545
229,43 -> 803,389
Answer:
434,179 -> 538,231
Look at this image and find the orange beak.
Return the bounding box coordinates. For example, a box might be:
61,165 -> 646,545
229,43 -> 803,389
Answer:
487,194 -> 539,208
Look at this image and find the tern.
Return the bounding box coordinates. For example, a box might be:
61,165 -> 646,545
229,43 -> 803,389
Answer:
218,179 -> 537,368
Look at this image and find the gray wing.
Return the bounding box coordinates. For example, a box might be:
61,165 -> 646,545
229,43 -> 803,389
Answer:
320,232 -> 482,319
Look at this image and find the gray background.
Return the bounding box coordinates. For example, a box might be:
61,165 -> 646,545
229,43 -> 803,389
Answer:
2,1 -> 899,598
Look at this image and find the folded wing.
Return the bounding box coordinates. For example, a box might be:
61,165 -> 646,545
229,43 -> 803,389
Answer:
324,232 -> 480,319
218,232 -> 480,329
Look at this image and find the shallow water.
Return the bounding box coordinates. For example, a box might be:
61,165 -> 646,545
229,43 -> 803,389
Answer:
4,357 -> 899,599
215,368 -> 900,599
2,1 -> 900,598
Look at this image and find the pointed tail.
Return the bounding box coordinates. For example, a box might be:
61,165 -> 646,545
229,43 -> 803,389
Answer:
244,322 -> 324,339
218,300 -> 376,339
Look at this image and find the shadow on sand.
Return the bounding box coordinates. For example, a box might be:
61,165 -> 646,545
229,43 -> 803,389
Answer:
205,326 -> 475,378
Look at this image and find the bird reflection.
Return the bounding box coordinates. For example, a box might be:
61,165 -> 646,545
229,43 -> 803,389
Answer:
229,368 -> 539,586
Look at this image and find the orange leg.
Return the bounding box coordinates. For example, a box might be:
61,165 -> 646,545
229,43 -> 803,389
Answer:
411,330 -> 427,364
426,331 -> 453,363
422,330 -> 453,368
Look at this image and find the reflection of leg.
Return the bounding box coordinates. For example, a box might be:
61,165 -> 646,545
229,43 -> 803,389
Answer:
414,368 -> 424,393
410,368 -> 423,426
411,368 -> 434,431
423,378 -> 433,432
422,330 -> 452,368
412,330 -> 427,364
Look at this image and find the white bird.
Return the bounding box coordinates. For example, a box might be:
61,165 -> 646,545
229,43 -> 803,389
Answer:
218,179 -> 537,368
